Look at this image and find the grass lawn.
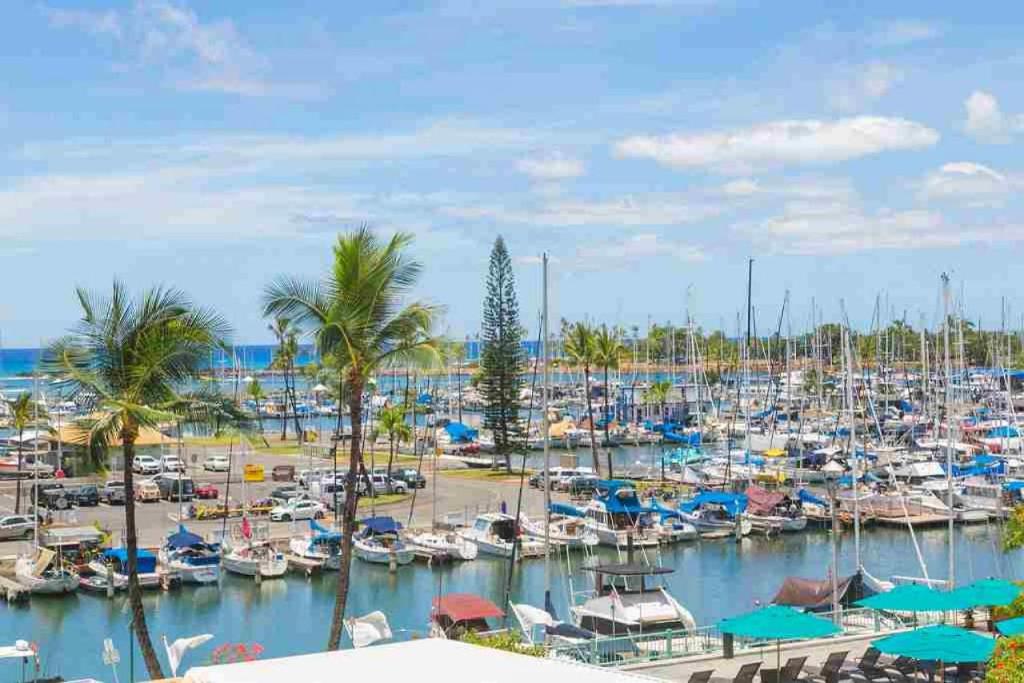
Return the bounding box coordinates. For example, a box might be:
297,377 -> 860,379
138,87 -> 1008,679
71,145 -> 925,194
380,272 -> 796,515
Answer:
439,468 -> 534,483
356,493 -> 410,509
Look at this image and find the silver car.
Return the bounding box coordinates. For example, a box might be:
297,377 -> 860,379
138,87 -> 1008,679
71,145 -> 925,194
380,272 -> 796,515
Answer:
0,515 -> 34,540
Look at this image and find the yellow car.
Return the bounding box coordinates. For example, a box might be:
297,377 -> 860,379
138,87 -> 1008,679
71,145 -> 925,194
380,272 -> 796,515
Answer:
134,480 -> 160,503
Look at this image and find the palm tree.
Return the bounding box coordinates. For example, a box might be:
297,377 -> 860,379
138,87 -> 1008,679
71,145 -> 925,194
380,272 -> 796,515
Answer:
378,404 -> 411,478
646,380 -> 671,422
45,282 -> 228,680
5,393 -> 44,513
263,226 -> 441,650
593,324 -> 624,479
268,318 -> 302,441
247,378 -> 268,440
445,338 -> 467,424
563,322 -> 602,479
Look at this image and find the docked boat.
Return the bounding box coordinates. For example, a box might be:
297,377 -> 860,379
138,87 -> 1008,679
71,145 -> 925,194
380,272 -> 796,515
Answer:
353,516 -> 414,566
222,543 -> 288,578
289,520 -> 343,570
405,530 -> 478,561
15,548 -> 78,594
158,525 -> 221,584
87,548 -> 162,590
582,480 -> 661,548
570,563 -> 697,635
744,485 -> 808,533
519,506 -> 598,549
676,491 -> 753,537
457,512 -> 545,558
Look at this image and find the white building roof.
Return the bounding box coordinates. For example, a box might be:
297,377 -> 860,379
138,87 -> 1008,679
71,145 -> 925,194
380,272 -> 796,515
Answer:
184,638 -> 657,683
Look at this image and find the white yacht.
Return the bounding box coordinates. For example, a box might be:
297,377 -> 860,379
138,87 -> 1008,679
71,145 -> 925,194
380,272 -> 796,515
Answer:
353,516 -> 415,566
571,563 -> 697,636
458,512 -> 545,558
582,481 -> 661,548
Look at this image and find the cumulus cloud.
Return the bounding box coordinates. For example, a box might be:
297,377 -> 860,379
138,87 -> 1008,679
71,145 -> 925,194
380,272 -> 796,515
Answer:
42,5 -> 122,38
917,162 -> 1021,205
516,155 -> 586,180
964,91 -> 1024,143
615,116 -> 938,174
828,62 -> 903,112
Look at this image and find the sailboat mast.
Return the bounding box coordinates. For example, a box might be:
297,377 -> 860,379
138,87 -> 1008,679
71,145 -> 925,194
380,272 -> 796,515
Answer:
842,320 -> 860,570
941,273 -> 955,588
542,253 -> 552,606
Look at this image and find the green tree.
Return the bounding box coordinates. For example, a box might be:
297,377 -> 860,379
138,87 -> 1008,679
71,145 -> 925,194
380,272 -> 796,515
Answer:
986,636 -> 1024,683
646,380 -> 671,422
263,227 -> 440,651
46,282 -> 228,680
4,393 -> 46,514
445,338 -> 468,424
593,324 -> 624,479
378,404 -> 411,478
564,322 -> 602,478
479,236 -> 525,473
247,378 -> 268,440
268,318 -> 302,441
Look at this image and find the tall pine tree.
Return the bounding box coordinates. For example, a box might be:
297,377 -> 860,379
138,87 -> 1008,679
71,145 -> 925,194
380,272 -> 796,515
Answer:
480,236 -> 525,472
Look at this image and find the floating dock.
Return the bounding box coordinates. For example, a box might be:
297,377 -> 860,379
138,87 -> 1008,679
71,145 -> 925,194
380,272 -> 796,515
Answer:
0,575 -> 29,603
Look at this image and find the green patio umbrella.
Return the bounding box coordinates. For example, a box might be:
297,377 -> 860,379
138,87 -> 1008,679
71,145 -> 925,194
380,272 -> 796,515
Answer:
995,616 -> 1024,637
953,579 -> 1021,608
871,624 -> 996,664
719,605 -> 840,675
856,584 -> 973,613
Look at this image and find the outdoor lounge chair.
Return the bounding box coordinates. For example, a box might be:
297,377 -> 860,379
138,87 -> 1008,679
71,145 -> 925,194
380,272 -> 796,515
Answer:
688,671 -> 715,683
802,651 -> 850,683
845,648 -> 906,683
781,656 -> 808,683
733,662 -> 762,683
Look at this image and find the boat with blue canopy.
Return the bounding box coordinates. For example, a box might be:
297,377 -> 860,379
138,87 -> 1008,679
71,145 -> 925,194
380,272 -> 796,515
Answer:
581,480 -> 661,547
289,519 -> 343,570
676,491 -> 752,536
159,525 -> 221,584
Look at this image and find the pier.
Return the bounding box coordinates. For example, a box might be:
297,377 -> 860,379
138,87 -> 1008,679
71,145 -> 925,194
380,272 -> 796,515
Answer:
0,575 -> 29,603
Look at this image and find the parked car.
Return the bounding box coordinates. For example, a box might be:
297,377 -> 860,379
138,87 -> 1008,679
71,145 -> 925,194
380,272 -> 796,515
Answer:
298,468 -> 326,488
270,485 -> 303,505
150,473 -> 195,501
101,480 -> 127,505
27,481 -> 65,503
317,483 -> 347,512
272,464 -> 295,482
0,515 -> 34,540
203,455 -> 230,472
134,480 -> 160,502
567,475 -> 600,496
132,455 -> 160,475
160,454 -> 186,473
69,484 -> 100,506
364,473 -> 408,496
195,483 -> 219,500
269,499 -> 325,522
391,468 -> 426,489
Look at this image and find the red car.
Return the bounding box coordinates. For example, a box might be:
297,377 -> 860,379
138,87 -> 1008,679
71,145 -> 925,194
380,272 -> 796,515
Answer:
195,483 -> 219,500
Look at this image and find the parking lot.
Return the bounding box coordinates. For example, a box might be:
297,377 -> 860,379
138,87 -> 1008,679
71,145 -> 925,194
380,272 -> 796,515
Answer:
0,446 -> 549,551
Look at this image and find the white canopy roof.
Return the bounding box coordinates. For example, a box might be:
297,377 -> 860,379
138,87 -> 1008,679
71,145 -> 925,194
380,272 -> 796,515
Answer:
185,638 -> 656,683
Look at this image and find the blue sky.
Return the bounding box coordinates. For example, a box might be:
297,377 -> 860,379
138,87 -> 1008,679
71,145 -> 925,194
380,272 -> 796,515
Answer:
3,1 -> 1024,346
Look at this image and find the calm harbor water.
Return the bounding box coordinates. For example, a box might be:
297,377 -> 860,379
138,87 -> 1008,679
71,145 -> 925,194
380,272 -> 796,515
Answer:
5,523 -> 1021,680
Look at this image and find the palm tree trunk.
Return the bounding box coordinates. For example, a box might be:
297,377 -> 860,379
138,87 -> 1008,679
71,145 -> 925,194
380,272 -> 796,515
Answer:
603,366 -> 613,480
328,373 -> 363,650
14,435 -> 23,514
584,364 -> 602,479
289,359 -> 303,442
386,434 -> 395,479
280,368 -> 289,441
121,431 -> 163,680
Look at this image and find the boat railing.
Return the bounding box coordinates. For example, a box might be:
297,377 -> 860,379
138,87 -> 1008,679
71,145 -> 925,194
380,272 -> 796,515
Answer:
545,607 -> 920,668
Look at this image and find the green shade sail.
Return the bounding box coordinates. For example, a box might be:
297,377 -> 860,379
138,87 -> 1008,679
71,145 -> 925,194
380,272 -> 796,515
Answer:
718,605 -> 841,640
855,584 -> 973,612
871,625 -> 996,664
996,616 -> 1024,637
952,579 -> 1021,608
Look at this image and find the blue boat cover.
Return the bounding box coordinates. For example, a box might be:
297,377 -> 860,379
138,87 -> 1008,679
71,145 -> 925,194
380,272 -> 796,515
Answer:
361,516 -> 402,535
103,547 -> 157,573
1005,481 -> 1024,492
597,480 -> 653,515
444,422 -> 478,443
166,525 -> 205,549
986,426 -> 1020,438
678,491 -> 747,517
550,502 -> 585,518
309,519 -> 343,543
798,489 -> 827,507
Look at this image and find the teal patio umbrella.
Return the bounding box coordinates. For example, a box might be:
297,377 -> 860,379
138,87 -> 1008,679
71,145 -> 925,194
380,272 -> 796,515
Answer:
719,605 -> 840,674
953,579 -> 1020,608
995,616 -> 1024,637
872,624 -> 996,665
856,584 -> 973,613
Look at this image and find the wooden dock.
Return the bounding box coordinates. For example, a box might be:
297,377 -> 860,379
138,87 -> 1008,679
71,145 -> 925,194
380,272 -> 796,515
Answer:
0,575 -> 29,603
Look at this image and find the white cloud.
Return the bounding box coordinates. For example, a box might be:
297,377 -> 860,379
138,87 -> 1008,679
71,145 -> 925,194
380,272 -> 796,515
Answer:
917,162 -> 1021,205
42,0 -> 320,98
516,155 -> 586,180
445,194 -> 720,227
722,179 -> 760,196
868,20 -> 940,47
828,62 -> 903,112
615,116 -> 938,174
42,5 -> 122,38
964,91 -> 1024,143
573,233 -> 705,270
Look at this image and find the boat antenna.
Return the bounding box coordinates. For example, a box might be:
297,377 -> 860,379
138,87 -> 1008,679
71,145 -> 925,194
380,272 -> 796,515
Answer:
542,253 -> 552,612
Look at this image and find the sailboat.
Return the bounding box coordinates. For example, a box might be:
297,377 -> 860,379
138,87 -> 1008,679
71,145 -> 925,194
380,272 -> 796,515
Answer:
222,518 -> 287,578
15,548 -> 78,594
159,525 -> 221,584
353,517 -> 415,566
289,519 -> 343,570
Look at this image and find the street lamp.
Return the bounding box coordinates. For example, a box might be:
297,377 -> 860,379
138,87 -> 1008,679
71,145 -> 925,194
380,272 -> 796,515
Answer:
822,459 -> 845,622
